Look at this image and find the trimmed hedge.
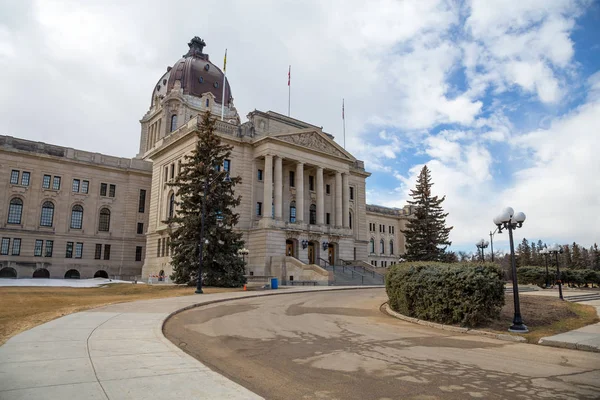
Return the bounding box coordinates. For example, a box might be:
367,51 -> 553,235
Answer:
518,266 -> 600,287
386,262 -> 505,327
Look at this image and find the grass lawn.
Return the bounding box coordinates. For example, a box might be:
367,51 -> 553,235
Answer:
0,284 -> 241,345
482,294 -> 599,343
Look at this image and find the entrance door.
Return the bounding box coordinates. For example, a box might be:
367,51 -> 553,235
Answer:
286,240 -> 294,257
308,242 -> 315,264
328,244 -> 335,266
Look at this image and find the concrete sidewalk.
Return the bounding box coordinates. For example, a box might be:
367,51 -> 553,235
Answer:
521,288 -> 600,352
0,286 -> 381,400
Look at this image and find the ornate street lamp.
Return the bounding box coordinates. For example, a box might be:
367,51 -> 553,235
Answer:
493,206 -> 528,333
476,239 -> 489,261
238,248 -> 249,264
322,241 -> 329,251
547,243 -> 564,300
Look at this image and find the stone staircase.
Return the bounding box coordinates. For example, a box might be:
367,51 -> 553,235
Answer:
564,293 -> 600,303
324,264 -> 385,286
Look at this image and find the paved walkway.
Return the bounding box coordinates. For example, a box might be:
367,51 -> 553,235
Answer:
1,285 -> 599,399
0,286 -> 379,400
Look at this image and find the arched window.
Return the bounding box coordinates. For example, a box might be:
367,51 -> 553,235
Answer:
369,238 -> 375,253
98,208 -> 111,231
289,201 -> 296,223
70,205 -> 83,229
170,114 -> 178,132
40,201 -> 54,227
309,204 -> 316,225
7,198 -> 23,224
168,193 -> 175,218
206,99 -> 210,107
380,239 -> 385,254
390,240 -> 394,255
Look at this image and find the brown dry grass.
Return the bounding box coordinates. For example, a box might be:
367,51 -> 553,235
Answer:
483,294 -> 599,343
0,283 -> 241,345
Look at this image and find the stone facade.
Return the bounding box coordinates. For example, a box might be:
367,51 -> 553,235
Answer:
0,136 -> 152,279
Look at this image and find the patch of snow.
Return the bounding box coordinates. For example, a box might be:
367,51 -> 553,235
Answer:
0,278 -> 144,288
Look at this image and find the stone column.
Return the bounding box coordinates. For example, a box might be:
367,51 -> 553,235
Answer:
316,167 -> 324,225
342,173 -> 350,228
335,171 -> 343,227
263,155 -> 273,219
295,162 -> 304,222
274,156 -> 283,220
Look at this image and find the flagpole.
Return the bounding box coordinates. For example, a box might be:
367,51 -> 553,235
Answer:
342,98 -> 346,149
288,65 -> 291,117
221,49 -> 227,121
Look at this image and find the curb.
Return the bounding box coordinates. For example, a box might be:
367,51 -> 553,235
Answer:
381,303 -> 526,343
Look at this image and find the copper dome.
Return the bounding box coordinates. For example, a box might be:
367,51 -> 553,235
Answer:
165,37 -> 232,106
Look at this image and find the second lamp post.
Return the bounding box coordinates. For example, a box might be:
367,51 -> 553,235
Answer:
476,239 -> 489,261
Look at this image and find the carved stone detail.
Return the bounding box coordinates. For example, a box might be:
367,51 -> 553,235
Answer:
277,132 -> 347,158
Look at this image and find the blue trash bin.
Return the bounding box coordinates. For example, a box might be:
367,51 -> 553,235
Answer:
271,277 -> 278,289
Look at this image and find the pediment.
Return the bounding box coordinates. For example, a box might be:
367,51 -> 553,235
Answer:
273,131 -> 352,160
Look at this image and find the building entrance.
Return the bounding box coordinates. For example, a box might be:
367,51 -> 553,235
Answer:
286,240 -> 294,257
308,242 -> 316,265
328,243 -> 335,266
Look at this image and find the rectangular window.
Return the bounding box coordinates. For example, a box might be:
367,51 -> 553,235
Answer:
289,170 -> 295,187
157,238 -> 161,257
257,169 -> 263,181
256,202 -> 262,216
45,240 -> 53,257
34,239 -> 43,256
170,163 -> 175,179
100,183 -> 107,196
177,160 -> 182,175
81,180 -> 89,194
10,170 -> 19,184
326,213 -> 330,225
161,238 -> 166,257
21,172 -> 30,186
309,176 -> 314,191
66,242 -> 73,258
12,238 -> 21,256
164,166 -> 168,182
326,184 -> 330,195
374,261 -> 377,267
75,242 -> 83,259
137,222 -> 144,234
72,179 -> 80,192
109,184 -> 116,197
42,174 -> 51,189
223,159 -> 230,173
350,186 -> 354,200
166,237 -> 170,256
103,244 -> 111,260
1,238 -> 9,255
95,244 -> 102,260
52,176 -> 61,190
135,246 -> 143,262
138,189 -> 146,213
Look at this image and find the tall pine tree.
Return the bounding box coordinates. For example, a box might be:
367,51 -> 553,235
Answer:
402,165 -> 453,261
167,111 -> 246,287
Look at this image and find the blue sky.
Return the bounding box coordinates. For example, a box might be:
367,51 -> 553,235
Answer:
1,0 -> 599,254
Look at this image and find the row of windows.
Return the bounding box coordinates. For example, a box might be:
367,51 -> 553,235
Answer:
370,260 -> 397,268
165,160 -> 231,183
369,238 -> 394,255
256,169 -> 355,200
10,170 -> 30,186
157,237 -> 170,258
256,202 -> 353,228
1,237 -> 143,261
369,223 -> 395,234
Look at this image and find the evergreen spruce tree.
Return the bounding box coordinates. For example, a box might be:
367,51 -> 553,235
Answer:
402,165 -> 453,261
592,243 -> 600,271
167,111 -> 246,287
518,238 -> 531,266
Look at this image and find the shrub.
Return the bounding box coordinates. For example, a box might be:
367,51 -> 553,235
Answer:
386,262 -> 505,327
518,266 -> 600,288
517,266 -> 548,288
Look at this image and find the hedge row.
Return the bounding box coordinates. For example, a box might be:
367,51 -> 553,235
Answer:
386,262 -> 505,327
517,266 -> 600,288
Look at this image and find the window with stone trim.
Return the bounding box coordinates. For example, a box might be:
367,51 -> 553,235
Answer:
309,204 -> 316,225
326,184 -> 330,195
42,174 -> 51,189
257,169 -> 263,181
138,189 -> 146,213
66,242 -> 74,258
21,172 -> 30,186
350,186 -> 354,200
109,184 -> 116,197
289,171 -> 295,187
135,246 -> 143,262
170,114 -> 177,132
52,176 -> 61,190
369,238 -> 375,254
7,198 -> 23,225
326,213 -> 330,225
256,202 -> 262,216
390,240 -> 394,255
309,176 -> 314,191
70,205 -> 83,229
168,193 -> 175,219
380,239 -> 385,254
34,240 -> 43,257
95,244 -> 102,260
72,179 -> 80,192
289,201 -> 296,223
10,170 -> 19,184
100,183 -> 107,196
1,238 -> 9,255
40,201 -> 54,227
11,238 -> 21,256
45,240 -> 53,257
75,243 -> 83,259
103,244 -> 111,260
98,208 -> 110,231
81,180 -> 89,194
137,222 -> 144,234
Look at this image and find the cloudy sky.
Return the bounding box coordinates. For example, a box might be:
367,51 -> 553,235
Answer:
1,0 -> 599,253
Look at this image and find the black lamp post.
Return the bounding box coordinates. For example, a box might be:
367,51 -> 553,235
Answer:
196,171 -> 230,294
540,245 -> 550,288
489,228 -> 498,262
493,206 -> 528,333
476,239 -> 489,262
238,248 -> 249,265
548,243 -> 564,300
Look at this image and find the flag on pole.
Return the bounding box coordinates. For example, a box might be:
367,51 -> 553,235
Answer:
221,49 -> 227,121
223,49 -> 227,72
342,98 -> 345,119
288,65 -> 291,86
